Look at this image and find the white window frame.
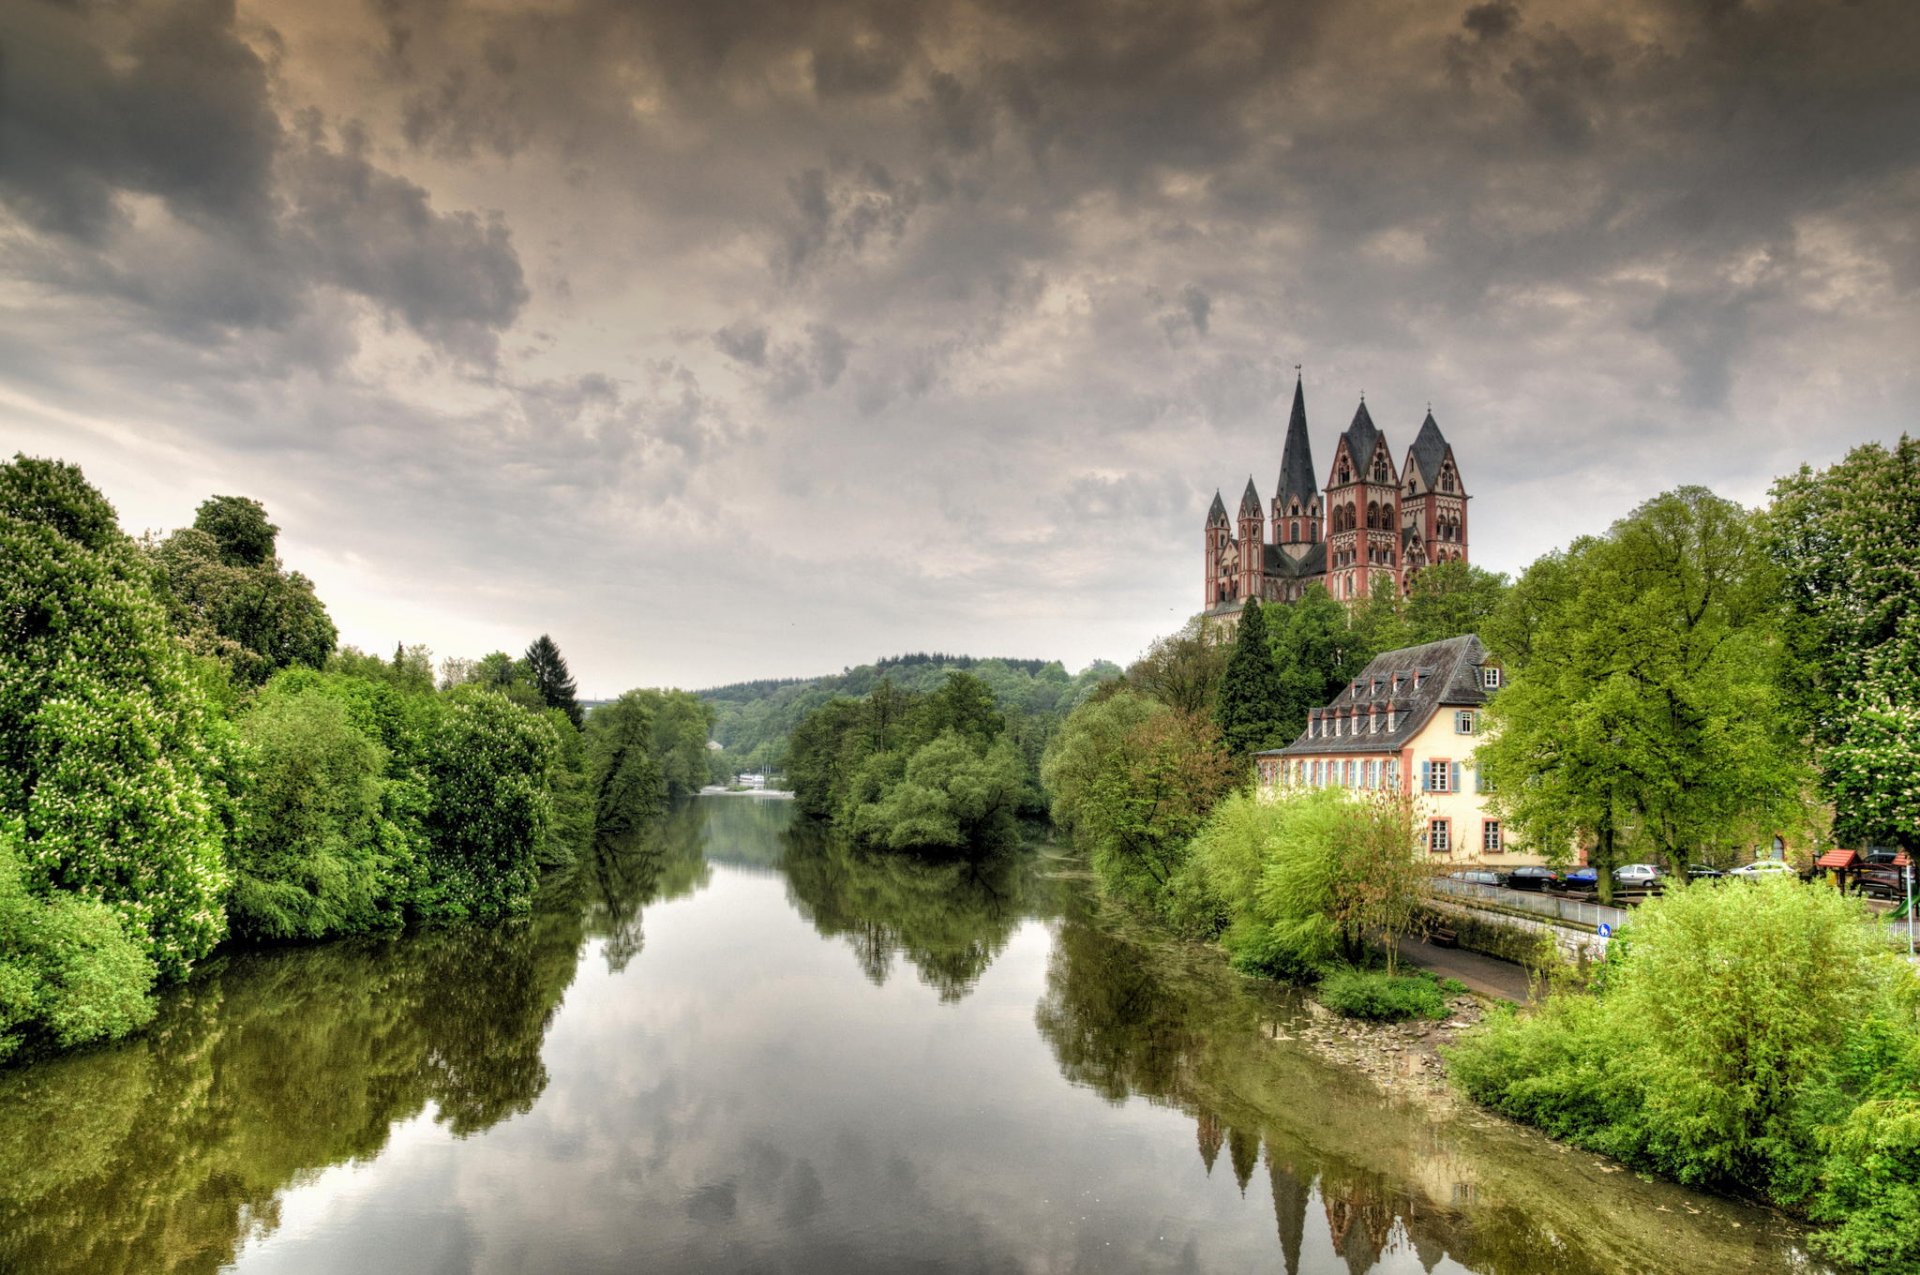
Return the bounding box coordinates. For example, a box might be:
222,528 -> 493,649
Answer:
1429,818 -> 1451,853
1483,820 -> 1502,852
1455,710 -> 1476,734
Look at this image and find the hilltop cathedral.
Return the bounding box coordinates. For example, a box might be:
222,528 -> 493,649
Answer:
1204,375 -> 1470,615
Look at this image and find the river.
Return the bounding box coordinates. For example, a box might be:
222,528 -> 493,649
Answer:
1,795 -> 1823,1274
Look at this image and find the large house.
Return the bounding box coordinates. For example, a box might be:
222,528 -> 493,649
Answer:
1204,375 -> 1471,617
1254,633 -> 1542,867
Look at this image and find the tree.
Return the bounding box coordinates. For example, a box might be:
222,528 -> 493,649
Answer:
1075,709 -> 1238,912
523,634 -> 582,728
418,688 -> 559,921
1480,488 -> 1811,888
1769,436 -> 1920,853
0,456 -> 233,980
584,692 -> 667,833
1126,620 -> 1229,715
847,733 -> 1023,852
1268,586 -> 1373,744
1041,689 -> 1169,833
1401,561 -> 1510,646
1215,598 -> 1287,757
147,495 -> 337,686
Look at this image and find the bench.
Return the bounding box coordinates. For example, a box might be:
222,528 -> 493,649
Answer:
1430,926 -> 1459,949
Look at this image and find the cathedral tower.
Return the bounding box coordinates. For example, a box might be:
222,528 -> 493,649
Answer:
1323,400 -> 1402,601
1270,375 -> 1322,568
1204,491 -> 1232,606
1400,411 -> 1469,574
1235,477 -> 1264,603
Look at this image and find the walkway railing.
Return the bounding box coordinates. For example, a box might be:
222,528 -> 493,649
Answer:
1425,877 -> 1630,931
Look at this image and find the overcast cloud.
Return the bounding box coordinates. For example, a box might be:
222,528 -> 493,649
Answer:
3,0 -> 1916,692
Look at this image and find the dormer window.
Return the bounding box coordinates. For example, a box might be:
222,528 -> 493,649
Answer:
1386,705 -> 1398,731
1414,671 -> 1427,689
1481,666 -> 1502,690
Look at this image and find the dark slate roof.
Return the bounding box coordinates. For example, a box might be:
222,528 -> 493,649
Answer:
1261,634 -> 1491,757
1275,377 -> 1317,509
1207,490 -> 1229,525
1239,477 -> 1262,515
1341,399 -> 1381,470
1408,412 -> 1449,487
1262,541 -> 1327,578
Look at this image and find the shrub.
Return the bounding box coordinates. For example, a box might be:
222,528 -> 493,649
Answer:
1317,968 -> 1451,1021
0,830 -> 157,1062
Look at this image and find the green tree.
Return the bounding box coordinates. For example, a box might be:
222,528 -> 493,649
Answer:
1267,586 -> 1373,744
148,496 -> 336,687
1040,689 -> 1169,834
1402,561 -> 1510,645
0,456 -> 233,980
228,678 -> 393,940
1215,598 -> 1286,757
418,688 -> 558,921
584,692 -> 667,833
1125,620 -> 1229,716
1769,436 -> 1920,853
523,634 -> 582,728
848,733 -> 1023,852
1480,488 -> 1810,882
1076,709 -> 1238,913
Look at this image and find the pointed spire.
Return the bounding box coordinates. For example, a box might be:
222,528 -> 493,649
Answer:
1409,409 -> 1449,487
1341,398 -> 1381,472
1239,476 -> 1262,516
1207,489 -> 1229,526
1275,373 -> 1317,509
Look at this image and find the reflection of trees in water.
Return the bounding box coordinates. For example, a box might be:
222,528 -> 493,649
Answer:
553,800 -> 713,973
780,822 -> 1049,1002
1031,887 -> 1808,1275
0,822 -> 707,1275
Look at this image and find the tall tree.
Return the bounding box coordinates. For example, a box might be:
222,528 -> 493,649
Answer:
1126,619 -> 1230,715
1480,488 -> 1811,886
1769,435 -> 1920,853
1215,599 -> 1287,757
1268,586 -> 1375,744
523,634 -> 582,728
148,494 -> 337,686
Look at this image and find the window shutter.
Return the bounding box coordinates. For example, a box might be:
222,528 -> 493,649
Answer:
1420,764 -> 1431,792
1451,762 -> 1461,792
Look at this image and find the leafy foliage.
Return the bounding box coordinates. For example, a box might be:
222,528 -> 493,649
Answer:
1478,487 -> 1811,884
1449,877 -> 1920,1268
0,455 -> 234,980
146,497 -> 336,687
416,688 -> 559,922
1769,435 -> 1920,853
1316,968 -> 1452,1021
584,692 -> 667,833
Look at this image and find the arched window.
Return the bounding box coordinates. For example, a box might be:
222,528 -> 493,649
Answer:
1367,501 -> 1379,529
1290,519 -> 1299,542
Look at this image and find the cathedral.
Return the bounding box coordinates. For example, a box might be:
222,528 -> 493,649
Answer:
1204,375 -> 1469,614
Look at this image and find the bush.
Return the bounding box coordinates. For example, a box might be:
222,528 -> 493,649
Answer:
417,688 -> 558,921
0,830 -> 157,1062
1449,876 -> 1920,1268
1317,968 -> 1451,1021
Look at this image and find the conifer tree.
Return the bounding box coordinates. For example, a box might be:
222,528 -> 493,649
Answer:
524,634 -> 582,727
1215,599 -> 1287,757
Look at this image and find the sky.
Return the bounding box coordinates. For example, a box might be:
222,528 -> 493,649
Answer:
3,0 -> 1917,694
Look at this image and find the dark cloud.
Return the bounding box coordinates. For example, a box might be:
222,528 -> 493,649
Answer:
6,0 -> 1918,688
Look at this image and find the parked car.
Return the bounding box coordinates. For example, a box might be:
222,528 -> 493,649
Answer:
1507,866 -> 1561,892
1446,869 -> 1509,888
1613,864 -> 1664,888
1685,865 -> 1726,882
1728,861 -> 1797,879
1564,868 -> 1599,893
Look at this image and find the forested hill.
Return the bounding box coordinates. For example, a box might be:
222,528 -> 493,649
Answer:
699,654 -> 1121,773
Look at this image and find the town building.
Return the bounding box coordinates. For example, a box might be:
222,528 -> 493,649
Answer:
1205,376 -> 1469,616
1254,634 -> 1541,867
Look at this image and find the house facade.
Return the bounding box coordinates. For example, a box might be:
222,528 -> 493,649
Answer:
1254,633 -> 1544,868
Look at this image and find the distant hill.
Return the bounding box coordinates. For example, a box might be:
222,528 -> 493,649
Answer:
698,654 -> 1121,773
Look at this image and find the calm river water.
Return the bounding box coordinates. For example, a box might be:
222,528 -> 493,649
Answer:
2,796 -> 1822,1274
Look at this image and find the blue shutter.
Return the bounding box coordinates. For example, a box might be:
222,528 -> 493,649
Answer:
1420,763 -> 1430,792
1451,762 -> 1462,793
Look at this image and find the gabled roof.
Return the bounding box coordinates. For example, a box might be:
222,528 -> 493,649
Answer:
1407,411 -> 1450,488
1275,377 -> 1317,509
1261,634 -> 1491,757
1207,490 -> 1229,525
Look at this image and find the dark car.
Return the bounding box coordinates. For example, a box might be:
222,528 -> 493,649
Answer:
1446,869 -> 1509,889
1507,866 -> 1561,892
1564,868 -> 1599,893
1686,866 -> 1726,882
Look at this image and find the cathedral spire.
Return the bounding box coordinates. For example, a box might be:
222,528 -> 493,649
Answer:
1239,476 -> 1262,515
1275,373 -> 1317,509
1207,489 -> 1229,525
1409,409 -> 1449,487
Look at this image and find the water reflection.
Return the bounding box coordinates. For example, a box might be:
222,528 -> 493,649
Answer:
0,817 -> 705,1275
1034,887 -> 1823,1274
782,820 -> 1052,1001
1,797 -> 1825,1275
